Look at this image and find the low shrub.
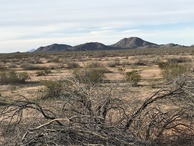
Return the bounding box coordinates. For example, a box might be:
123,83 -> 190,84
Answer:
0,70 -> 30,84
133,59 -> 146,66
86,62 -> 103,68
125,70 -> 141,86
148,78 -> 163,88
158,61 -> 189,80
36,69 -> 51,76
8,63 -> 17,68
118,67 -> 125,72
157,62 -> 169,69
21,63 -> 47,70
41,80 -> 65,100
107,61 -> 117,67
0,64 -> 7,71
161,64 -> 188,80
107,58 -> 120,67
86,62 -> 111,73
73,67 -> 105,86
167,57 -> 191,64
66,62 -> 80,69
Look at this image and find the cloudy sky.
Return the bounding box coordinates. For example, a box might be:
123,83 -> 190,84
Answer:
0,0 -> 194,53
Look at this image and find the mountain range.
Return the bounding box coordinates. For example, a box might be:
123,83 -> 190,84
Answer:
34,37 -> 190,52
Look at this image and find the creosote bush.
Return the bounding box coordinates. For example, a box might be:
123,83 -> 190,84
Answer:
66,62 -> 80,69
21,63 -> 48,70
0,70 -> 30,84
158,62 -> 189,80
73,68 -> 105,86
118,67 -> 125,72
0,64 -> 8,71
41,80 -> 67,100
125,70 -> 141,86
167,57 -> 191,64
157,61 -> 169,69
36,69 -> 51,76
72,62 -> 109,86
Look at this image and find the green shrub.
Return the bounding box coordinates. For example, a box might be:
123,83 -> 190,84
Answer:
161,64 -> 188,80
158,58 -> 190,69
21,63 -> 47,70
118,67 -> 125,72
36,69 -> 51,76
0,70 -> 30,84
17,72 -> 30,83
157,62 -> 169,69
41,80 -> 65,100
107,59 -> 120,67
86,62 -> 111,73
73,68 -> 105,86
0,64 -> 7,71
66,62 -> 80,69
125,70 -> 141,86
158,61 -> 189,80
167,57 -> 190,64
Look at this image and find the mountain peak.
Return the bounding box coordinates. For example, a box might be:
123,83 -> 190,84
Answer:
35,44 -> 72,52
111,37 -> 157,49
71,42 -> 112,51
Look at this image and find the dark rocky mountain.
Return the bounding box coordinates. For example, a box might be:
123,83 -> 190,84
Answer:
33,37 -> 189,52
110,37 -> 158,49
35,44 -> 72,52
71,42 -> 113,51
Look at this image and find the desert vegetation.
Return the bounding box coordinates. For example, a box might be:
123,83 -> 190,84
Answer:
1,48 -> 194,145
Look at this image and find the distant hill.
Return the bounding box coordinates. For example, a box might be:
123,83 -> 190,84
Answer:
110,37 -> 158,49
33,37 -> 189,52
71,42 -> 113,51
27,49 -> 36,52
35,44 -> 72,52
160,43 -> 186,48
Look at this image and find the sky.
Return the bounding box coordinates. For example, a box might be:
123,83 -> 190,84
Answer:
0,0 -> 194,53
